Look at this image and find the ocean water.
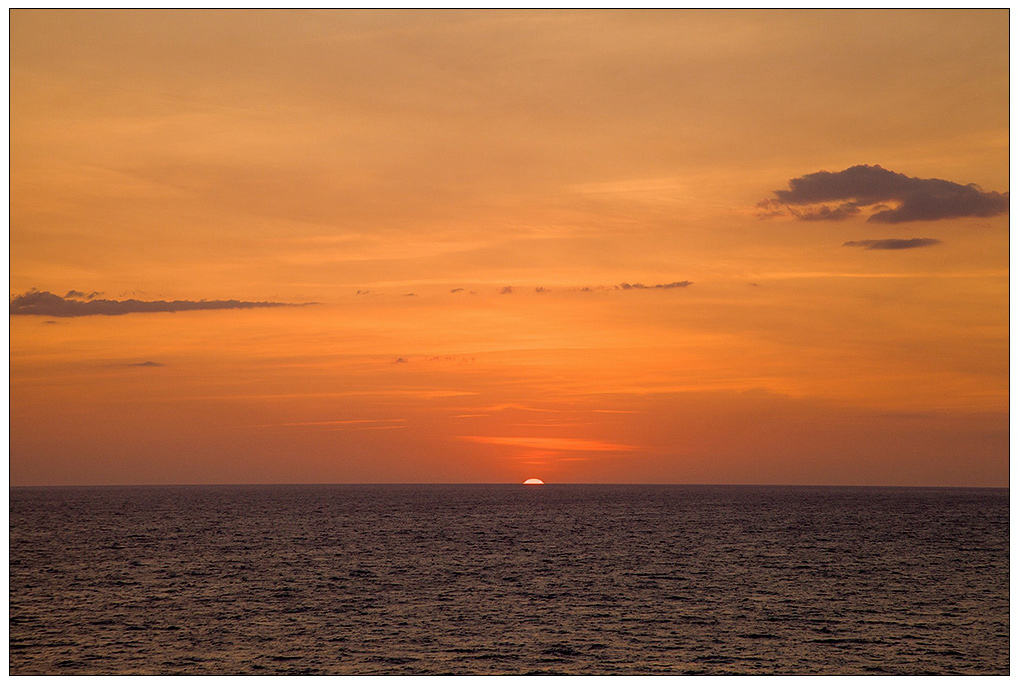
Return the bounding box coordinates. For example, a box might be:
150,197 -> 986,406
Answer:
9,485 -> 1009,675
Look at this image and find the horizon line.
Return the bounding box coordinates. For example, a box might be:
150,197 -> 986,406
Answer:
9,482 -> 1008,490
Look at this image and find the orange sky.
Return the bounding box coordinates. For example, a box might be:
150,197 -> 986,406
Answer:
9,9 -> 1010,486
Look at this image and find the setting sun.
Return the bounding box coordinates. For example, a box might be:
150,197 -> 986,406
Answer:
523,478 -> 545,485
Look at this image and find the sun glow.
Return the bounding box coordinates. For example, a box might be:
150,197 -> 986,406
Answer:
523,478 -> 545,485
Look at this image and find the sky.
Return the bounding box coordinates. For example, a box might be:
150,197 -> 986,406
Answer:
9,9 -> 1010,486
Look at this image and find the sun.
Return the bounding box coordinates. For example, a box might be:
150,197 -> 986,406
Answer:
523,478 -> 545,485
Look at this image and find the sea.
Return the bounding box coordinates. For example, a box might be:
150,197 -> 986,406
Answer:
9,485 -> 1010,675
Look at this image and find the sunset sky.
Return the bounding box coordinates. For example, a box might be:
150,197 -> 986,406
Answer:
10,9 -> 1010,486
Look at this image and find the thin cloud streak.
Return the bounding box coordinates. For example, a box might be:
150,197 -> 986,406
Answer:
248,418 -> 408,428
472,403 -> 564,413
458,435 -> 639,452
843,238 -> 942,250
617,281 -> 692,290
749,270 -> 1006,280
572,282 -> 693,293
102,390 -> 479,404
10,291 -> 314,317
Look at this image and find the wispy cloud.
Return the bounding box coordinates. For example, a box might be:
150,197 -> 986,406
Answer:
759,165 -> 1009,223
506,422 -> 595,429
168,390 -> 478,403
248,418 -> 407,431
9,290 -> 314,317
433,283 -> 692,296
474,403 -> 563,413
843,238 -> 942,250
459,435 -> 639,452
65,290 -> 103,299
617,281 -> 693,290
573,281 -> 693,293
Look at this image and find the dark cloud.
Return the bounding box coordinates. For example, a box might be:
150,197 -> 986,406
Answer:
617,281 -> 693,290
429,355 -> 475,363
760,165 -> 1009,223
534,287 -> 548,293
9,291 -> 313,317
843,238 -> 942,250
450,288 -> 464,293
574,282 -> 692,292
395,357 -> 408,364
128,361 -> 165,367
790,203 -> 862,222
499,286 -> 513,295
65,290 -> 104,299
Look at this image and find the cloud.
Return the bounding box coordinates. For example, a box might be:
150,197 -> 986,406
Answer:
617,281 -> 693,290
394,357 -> 408,364
127,361 -> 165,367
499,286 -> 514,295
249,418 -> 407,429
450,288 -> 464,293
760,165 -> 1009,223
790,203 -> 862,222
65,290 -> 104,299
429,355 -> 475,363
843,238 -> 942,250
246,418 -> 409,432
573,282 -> 692,293
458,435 -> 639,452
9,291 -> 313,317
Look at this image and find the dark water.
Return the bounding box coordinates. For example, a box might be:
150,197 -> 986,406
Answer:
9,485 -> 1009,675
